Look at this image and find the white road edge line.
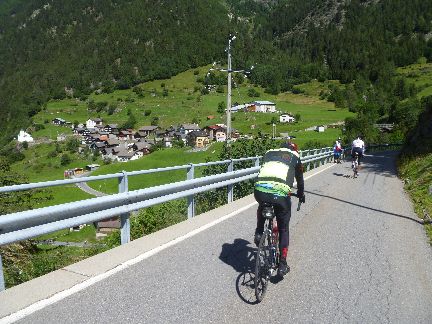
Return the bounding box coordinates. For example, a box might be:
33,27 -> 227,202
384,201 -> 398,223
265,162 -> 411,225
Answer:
1,162 -> 335,323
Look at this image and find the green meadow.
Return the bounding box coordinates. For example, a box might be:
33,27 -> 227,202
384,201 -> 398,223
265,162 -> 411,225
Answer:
397,61 -> 432,98
32,66 -> 353,140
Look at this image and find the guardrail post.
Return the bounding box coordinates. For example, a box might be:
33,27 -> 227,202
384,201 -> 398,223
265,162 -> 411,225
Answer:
227,160 -> 234,203
187,164 -> 195,218
0,254 -> 5,291
255,157 -> 260,167
119,171 -> 130,245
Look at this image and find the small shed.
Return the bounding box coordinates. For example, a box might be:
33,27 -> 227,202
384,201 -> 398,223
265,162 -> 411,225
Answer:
316,125 -> 325,133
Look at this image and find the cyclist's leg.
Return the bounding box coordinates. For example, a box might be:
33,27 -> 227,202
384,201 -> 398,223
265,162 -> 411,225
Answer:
253,190 -> 269,245
274,196 -> 292,274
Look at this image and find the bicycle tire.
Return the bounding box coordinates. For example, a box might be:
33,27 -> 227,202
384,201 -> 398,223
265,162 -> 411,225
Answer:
255,228 -> 271,302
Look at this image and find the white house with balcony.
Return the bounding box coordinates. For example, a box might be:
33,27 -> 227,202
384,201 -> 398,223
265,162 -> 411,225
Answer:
280,114 -> 295,123
252,101 -> 276,113
17,130 -> 34,143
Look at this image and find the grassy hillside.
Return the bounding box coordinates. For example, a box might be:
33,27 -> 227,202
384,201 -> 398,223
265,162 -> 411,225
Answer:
31,67 -> 353,140
396,62 -> 432,243
10,69 -> 353,205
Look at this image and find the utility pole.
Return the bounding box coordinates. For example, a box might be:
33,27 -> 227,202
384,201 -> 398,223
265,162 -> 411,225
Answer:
209,35 -> 253,148
226,35 -> 234,144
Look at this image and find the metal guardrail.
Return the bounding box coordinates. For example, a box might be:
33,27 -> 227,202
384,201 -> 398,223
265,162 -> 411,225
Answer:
0,148 -> 334,290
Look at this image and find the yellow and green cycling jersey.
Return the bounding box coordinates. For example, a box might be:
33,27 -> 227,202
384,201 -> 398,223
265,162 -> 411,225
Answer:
255,180 -> 291,197
254,148 -> 300,197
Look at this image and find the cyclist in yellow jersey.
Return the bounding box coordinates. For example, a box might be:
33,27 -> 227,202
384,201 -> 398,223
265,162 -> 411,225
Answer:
254,141 -> 305,276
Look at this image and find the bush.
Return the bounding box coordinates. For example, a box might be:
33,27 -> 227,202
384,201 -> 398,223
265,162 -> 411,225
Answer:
60,153 -> 71,166
144,109 -> 152,116
34,124 -> 45,131
247,88 -> 261,97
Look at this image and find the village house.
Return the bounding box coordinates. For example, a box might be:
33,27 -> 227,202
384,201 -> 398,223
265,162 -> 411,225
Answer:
118,130 -> 134,141
116,149 -> 135,162
187,131 -> 209,148
203,125 -> 226,141
137,126 -> 159,137
86,118 -> 103,129
132,141 -> 152,157
52,117 -> 66,126
252,101 -> 276,113
103,124 -> 118,133
180,123 -> 201,135
106,138 -> 120,147
280,114 -> 295,123
17,130 -> 34,143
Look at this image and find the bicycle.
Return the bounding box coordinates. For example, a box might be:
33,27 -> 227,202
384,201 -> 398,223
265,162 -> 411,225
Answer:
352,152 -> 359,178
254,193 -> 303,302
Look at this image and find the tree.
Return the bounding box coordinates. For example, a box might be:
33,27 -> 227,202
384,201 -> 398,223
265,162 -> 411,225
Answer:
247,88 -> 260,97
122,112 -> 137,129
151,117 -> 159,126
65,137 -> 80,153
60,153 -> 71,166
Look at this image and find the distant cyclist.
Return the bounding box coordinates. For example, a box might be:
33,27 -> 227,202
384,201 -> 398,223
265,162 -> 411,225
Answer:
351,135 -> 365,167
333,139 -> 342,163
253,141 -> 305,277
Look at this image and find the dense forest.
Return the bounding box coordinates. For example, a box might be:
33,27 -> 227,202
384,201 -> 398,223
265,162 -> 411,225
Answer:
0,0 -> 432,146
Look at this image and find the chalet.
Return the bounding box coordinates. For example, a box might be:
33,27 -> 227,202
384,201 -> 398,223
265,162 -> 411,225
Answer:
90,142 -> 106,151
86,118 -> 103,129
73,127 -> 87,135
116,149 -> 134,162
180,123 -> 201,135
134,131 -> 147,140
162,136 -> 173,148
118,130 -> 134,141
187,131 -> 209,148
106,138 -> 120,147
133,141 -> 152,152
252,101 -> 276,113
280,114 -> 295,123
17,130 -> 34,143
103,124 -> 118,133
203,125 -> 225,141
86,164 -> 100,171
102,146 -> 120,159
52,117 -> 66,125
137,126 -> 159,137
215,128 -> 227,142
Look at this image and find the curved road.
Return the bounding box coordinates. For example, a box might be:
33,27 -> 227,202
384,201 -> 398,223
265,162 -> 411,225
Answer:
8,151 -> 432,323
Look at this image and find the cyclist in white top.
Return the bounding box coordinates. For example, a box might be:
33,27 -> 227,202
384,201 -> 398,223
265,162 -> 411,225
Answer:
351,135 -> 365,165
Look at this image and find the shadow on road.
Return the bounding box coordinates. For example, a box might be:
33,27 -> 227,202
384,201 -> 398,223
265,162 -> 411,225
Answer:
353,151 -> 399,178
306,191 -> 424,225
219,238 -> 260,304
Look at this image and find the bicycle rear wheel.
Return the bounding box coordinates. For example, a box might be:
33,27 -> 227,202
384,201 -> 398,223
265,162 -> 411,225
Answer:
255,231 -> 271,302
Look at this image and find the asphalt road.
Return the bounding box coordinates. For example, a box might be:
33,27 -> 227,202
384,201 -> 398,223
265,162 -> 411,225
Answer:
16,151 -> 432,323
